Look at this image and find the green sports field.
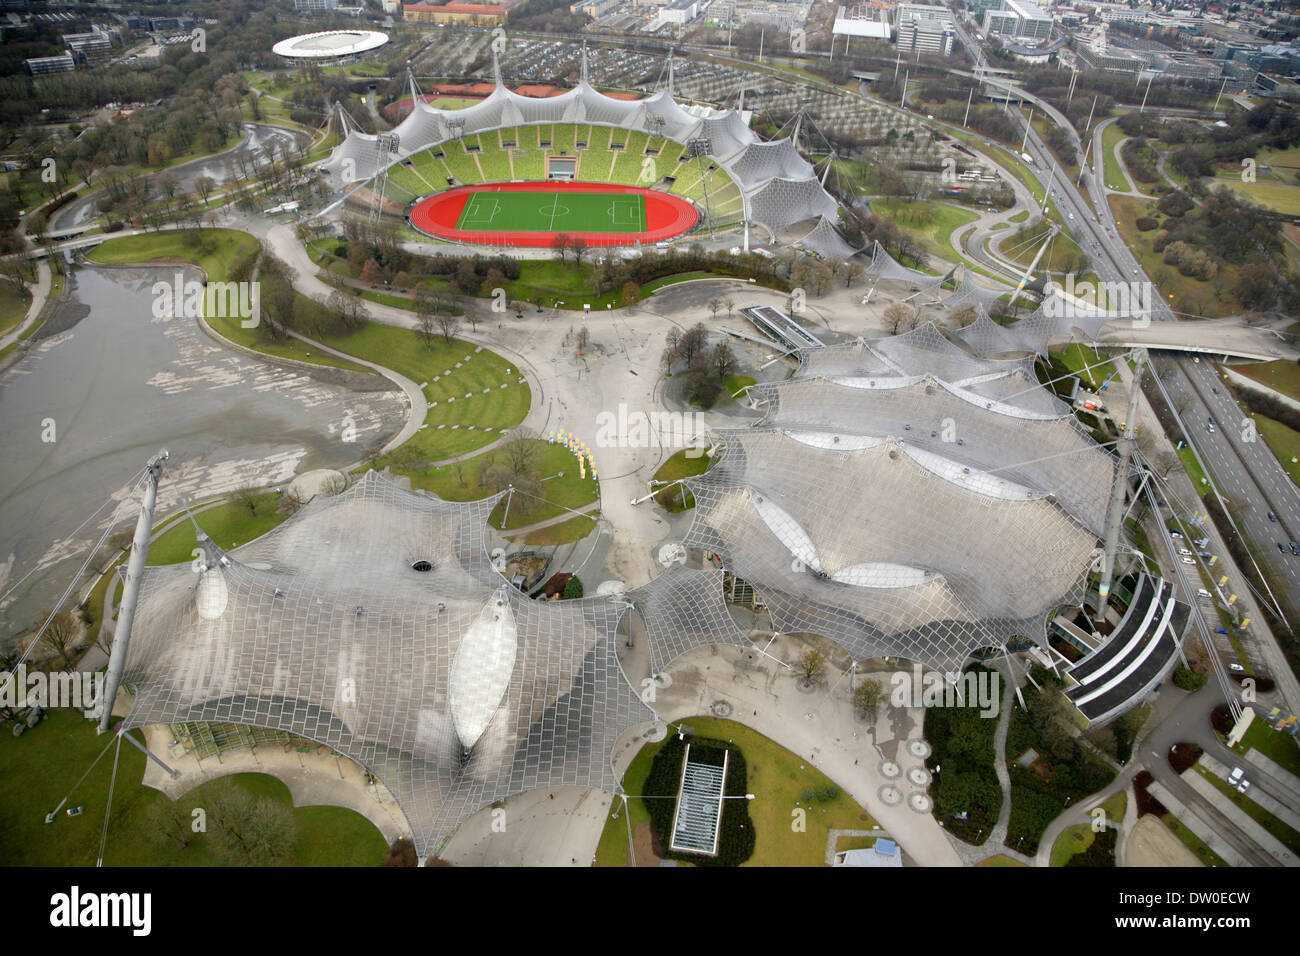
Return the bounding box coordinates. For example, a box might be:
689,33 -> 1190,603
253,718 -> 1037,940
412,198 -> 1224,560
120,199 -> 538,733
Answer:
457,189 -> 647,234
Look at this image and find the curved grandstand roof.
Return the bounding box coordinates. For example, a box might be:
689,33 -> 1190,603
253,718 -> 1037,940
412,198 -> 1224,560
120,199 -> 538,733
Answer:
321,62 -> 839,237
120,473 -> 652,857
273,30 -> 389,59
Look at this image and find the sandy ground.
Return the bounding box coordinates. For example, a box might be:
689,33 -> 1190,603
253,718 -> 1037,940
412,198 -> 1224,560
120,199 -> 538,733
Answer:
1124,814 -> 1204,868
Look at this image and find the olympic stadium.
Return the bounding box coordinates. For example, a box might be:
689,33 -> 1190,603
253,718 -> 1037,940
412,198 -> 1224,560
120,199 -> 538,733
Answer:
322,50 -> 846,250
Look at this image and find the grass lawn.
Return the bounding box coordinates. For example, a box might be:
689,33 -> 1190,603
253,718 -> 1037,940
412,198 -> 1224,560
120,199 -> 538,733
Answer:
1253,143 -> 1300,184
1234,718 -> 1300,777
0,280 -> 31,337
1255,415 -> 1300,486
594,716 -> 878,867
1234,360 -> 1300,403
1056,343 -> 1114,389
1162,813 -> 1228,866
1215,179 -> 1300,216
393,439 -> 598,532
87,228 -> 256,281
512,511 -> 600,546
321,324 -> 530,461
1100,789 -> 1127,822
653,448 -> 713,483
724,374 -> 756,396
1003,222 -> 1087,272
145,493 -> 286,567
1050,822 -> 1097,866
1178,445 -> 1212,490
0,710 -> 386,866
869,197 -> 979,265
1102,123 -> 1129,192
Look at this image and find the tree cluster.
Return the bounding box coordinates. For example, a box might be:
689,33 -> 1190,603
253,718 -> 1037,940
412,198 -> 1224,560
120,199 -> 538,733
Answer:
660,323 -> 739,409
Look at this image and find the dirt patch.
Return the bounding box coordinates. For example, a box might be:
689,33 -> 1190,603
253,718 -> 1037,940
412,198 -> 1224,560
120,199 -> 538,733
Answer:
1126,814 -> 1203,868
632,821 -> 662,867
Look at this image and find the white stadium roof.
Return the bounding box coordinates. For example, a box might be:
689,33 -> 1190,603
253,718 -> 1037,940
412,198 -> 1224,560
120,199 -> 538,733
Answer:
272,29 -> 389,59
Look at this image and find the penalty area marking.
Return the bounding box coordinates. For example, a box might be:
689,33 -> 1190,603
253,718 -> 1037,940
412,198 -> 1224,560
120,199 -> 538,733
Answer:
460,194 -> 502,227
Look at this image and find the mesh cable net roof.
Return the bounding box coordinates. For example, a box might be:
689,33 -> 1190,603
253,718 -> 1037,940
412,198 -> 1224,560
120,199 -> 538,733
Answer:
795,215 -> 863,260
624,565 -> 752,676
682,329 -> 1113,671
119,473 -> 652,856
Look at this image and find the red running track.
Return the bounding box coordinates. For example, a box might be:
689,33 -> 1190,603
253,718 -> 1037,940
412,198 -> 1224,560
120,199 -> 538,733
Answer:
408,181 -> 699,248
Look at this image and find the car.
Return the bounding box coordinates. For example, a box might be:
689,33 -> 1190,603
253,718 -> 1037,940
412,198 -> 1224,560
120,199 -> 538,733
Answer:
1280,542 -> 1289,553
1197,588 -> 1211,598
1208,415 -> 1216,425
1269,511 -> 1277,522
1207,422 -> 1216,433
1198,551 -> 1213,559
1181,557 -> 1196,565
1215,627 -> 1229,635
1212,386 -> 1219,393
1170,530 -> 1183,539
1238,780 -> 1251,793
1292,542 -> 1300,555
1178,548 -> 1193,556
1229,663 -> 1245,673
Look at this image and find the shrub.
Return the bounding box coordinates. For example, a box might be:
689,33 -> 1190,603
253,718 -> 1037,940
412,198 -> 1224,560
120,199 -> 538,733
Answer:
1064,826 -> 1117,867
1135,216 -> 1159,232
1168,741 -> 1203,774
381,837 -> 417,866
1172,666 -> 1205,691
643,735 -> 756,866
562,576 -> 583,600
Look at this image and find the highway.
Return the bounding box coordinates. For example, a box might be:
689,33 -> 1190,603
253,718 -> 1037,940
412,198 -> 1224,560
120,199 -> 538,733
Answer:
945,17 -> 1300,713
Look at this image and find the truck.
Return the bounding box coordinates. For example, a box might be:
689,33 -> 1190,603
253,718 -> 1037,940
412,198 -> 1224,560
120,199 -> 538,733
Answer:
1021,152 -> 1035,166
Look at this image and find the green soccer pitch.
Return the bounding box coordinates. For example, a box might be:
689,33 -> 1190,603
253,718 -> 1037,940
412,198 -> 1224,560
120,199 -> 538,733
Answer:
457,189 -> 647,234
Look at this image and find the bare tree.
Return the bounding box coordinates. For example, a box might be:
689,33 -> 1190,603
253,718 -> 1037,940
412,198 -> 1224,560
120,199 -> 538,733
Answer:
207,780 -> 297,866
415,288 -> 438,348
710,342 -> 736,382
193,175 -> 215,206
501,426 -> 541,478
882,302 -> 917,335
550,233 -> 571,263
147,797 -> 197,849
37,610 -> 80,671
233,483 -> 261,514
435,311 -> 461,344
707,296 -> 723,320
